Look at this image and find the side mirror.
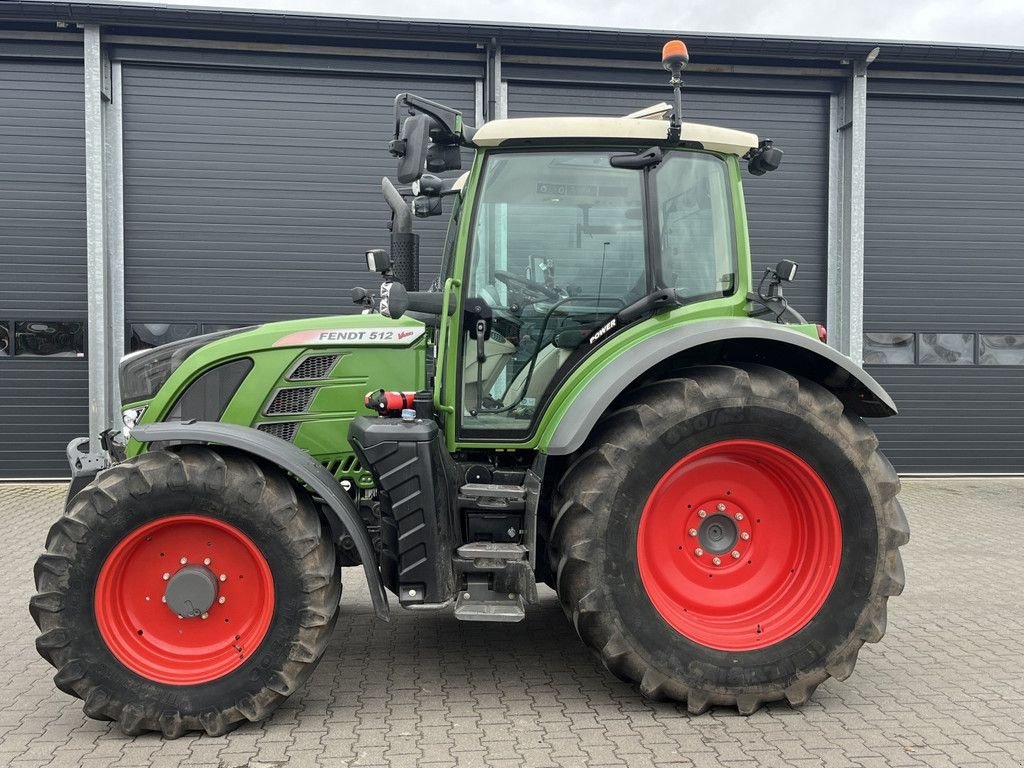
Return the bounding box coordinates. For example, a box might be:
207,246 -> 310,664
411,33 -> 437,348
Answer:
379,281 -> 408,319
395,114 -> 430,183
365,248 -> 391,274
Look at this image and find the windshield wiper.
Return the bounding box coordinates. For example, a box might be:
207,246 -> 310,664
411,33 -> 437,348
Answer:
616,288 -> 681,325
609,146 -> 663,170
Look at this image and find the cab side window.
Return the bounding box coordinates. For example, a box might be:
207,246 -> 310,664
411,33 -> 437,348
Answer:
655,153 -> 736,299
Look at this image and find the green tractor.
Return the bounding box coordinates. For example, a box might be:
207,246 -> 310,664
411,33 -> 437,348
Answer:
32,41 -> 907,737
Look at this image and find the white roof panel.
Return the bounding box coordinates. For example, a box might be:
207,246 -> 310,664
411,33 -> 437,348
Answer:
472,116 -> 758,156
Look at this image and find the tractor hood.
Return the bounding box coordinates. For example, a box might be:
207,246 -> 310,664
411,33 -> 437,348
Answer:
122,314 -> 429,486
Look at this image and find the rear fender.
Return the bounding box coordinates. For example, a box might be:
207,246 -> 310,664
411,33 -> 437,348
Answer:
132,420 -> 389,620
544,318 -> 897,456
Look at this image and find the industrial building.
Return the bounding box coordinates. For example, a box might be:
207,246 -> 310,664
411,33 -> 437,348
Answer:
1,1 -> 1022,476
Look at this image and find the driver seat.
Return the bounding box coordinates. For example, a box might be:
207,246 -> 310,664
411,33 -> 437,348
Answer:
503,328 -> 587,404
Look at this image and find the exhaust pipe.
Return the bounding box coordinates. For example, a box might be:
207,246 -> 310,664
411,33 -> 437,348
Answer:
381,177 -> 419,290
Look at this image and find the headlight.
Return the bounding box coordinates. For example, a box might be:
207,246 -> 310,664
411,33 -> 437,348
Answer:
119,327 -> 253,404
122,407 -> 146,441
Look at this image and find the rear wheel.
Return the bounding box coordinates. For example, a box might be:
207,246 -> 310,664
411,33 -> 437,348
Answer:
30,446 -> 340,737
549,364 -> 908,713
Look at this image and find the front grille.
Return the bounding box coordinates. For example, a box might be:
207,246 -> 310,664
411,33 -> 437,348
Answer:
257,422 -> 299,442
289,354 -> 339,381
266,386 -> 316,415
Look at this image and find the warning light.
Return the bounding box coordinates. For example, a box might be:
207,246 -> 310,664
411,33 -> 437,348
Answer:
662,40 -> 690,71
662,40 -> 690,141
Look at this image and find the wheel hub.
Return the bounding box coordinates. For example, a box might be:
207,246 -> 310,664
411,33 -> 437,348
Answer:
164,565 -> 218,618
697,514 -> 737,554
687,501 -> 753,565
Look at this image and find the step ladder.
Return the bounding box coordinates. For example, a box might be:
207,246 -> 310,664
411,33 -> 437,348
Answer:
453,542 -> 528,622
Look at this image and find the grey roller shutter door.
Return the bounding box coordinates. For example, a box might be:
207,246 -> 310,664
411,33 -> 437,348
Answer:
0,59 -> 88,479
506,83 -> 830,322
122,65 -> 477,326
864,95 -> 1024,473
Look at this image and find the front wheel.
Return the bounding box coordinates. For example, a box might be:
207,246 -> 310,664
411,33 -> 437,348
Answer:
549,364 -> 908,714
30,446 -> 341,737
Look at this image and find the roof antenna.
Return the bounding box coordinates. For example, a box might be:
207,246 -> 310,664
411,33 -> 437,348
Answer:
661,40 -> 689,142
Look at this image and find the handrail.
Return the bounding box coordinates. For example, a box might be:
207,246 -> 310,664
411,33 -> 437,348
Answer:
433,277 -> 460,414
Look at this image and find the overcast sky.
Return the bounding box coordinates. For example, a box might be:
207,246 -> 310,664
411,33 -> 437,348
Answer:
133,0 -> 1023,47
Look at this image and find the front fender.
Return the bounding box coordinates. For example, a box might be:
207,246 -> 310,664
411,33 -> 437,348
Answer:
542,318 -> 897,456
132,420 -> 389,620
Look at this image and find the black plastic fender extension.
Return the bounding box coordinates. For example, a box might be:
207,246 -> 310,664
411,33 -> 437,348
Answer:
546,318 -> 898,457
132,420 -> 389,620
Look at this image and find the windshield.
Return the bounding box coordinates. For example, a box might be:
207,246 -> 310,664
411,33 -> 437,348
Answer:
459,148 -> 735,434
467,151 -> 647,312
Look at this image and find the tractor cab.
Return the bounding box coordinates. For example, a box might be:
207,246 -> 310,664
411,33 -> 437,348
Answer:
454,133 -> 744,432
377,61 -> 779,441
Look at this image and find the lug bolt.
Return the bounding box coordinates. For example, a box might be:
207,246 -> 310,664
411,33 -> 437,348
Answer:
735,512 -> 744,521
712,557 -> 722,566
463,592 -> 471,599
717,503 -> 726,512
219,574 -> 227,582
179,557 -> 187,565
218,596 -> 226,604
741,532 -> 750,541
201,612 -> 209,620
688,528 -> 697,537
203,557 -> 211,566
162,572 -> 170,581
731,550 -> 741,559
698,509 -> 707,519
695,548 -> 704,557
508,593 -> 515,600
408,589 -> 417,597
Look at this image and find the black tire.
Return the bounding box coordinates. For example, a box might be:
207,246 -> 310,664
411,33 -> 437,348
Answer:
548,363 -> 908,714
30,446 -> 341,737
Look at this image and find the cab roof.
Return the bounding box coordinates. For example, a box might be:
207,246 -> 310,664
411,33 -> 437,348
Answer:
472,113 -> 758,156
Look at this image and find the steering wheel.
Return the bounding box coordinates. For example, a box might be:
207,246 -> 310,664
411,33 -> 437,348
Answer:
494,270 -> 561,302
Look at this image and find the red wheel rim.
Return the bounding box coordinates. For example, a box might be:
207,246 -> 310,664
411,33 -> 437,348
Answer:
95,515 -> 275,685
637,439 -> 842,651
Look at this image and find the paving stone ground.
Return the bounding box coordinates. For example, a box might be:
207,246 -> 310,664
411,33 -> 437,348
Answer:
1,478 -> 1022,767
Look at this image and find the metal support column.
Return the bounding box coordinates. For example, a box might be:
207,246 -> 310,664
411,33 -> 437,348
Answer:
83,25 -> 123,457
826,57 -> 870,364
105,60 -> 125,409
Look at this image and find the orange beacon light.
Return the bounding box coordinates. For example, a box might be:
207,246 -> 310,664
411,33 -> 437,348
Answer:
662,39 -> 689,73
